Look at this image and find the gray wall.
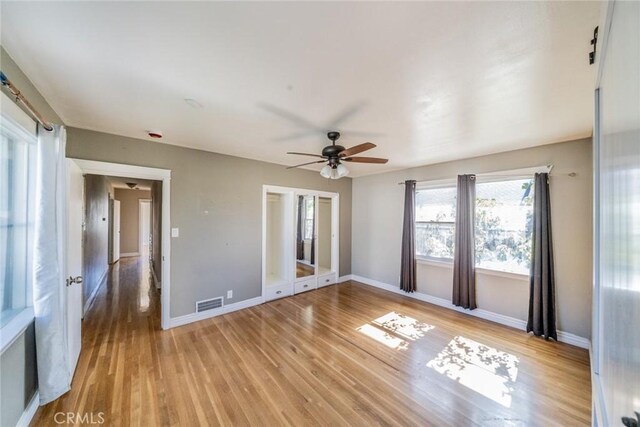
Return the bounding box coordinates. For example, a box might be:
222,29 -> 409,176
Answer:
66,128 -> 353,317
114,188 -> 151,254
352,138 -> 593,339
0,47 -> 56,423
84,175 -> 110,308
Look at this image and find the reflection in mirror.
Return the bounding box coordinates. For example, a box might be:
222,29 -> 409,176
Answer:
296,195 -> 315,278
318,197 -> 332,275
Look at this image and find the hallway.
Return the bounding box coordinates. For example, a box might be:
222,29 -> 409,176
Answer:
31,257 -> 591,426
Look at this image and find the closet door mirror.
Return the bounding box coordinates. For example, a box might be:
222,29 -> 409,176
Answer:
317,197 -> 333,275
296,195 -> 316,278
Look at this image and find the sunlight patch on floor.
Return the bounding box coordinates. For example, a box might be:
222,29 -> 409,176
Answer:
356,324 -> 408,350
357,312 -> 435,350
372,311 -> 435,340
427,336 -> 519,407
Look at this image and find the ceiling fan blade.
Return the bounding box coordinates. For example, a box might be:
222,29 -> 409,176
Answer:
343,157 -> 389,164
286,152 -> 326,159
286,160 -> 326,169
339,142 -> 376,157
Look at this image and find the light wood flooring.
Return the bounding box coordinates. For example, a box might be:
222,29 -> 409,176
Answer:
31,256 -> 591,426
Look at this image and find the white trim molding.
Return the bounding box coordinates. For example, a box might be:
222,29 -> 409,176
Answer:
169,296 -> 264,328
0,307 -> 35,354
16,392 -> 39,427
349,274 -> 590,349
338,275 -> 353,283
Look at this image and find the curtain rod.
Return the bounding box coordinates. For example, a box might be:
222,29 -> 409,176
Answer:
397,164 -> 564,185
0,71 -> 53,131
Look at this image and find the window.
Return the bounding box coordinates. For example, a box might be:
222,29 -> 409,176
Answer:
415,177 -> 534,275
415,186 -> 456,260
475,178 -> 533,275
0,112 -> 37,328
303,196 -> 314,240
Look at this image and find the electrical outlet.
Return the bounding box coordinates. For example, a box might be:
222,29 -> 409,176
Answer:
227,290 -> 233,299
171,228 -> 179,237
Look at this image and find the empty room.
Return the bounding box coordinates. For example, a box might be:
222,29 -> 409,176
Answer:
0,1 -> 637,426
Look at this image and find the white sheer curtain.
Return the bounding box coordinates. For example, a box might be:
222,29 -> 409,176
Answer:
33,123 -> 70,404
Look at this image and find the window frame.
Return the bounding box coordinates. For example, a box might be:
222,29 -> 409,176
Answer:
414,169 -> 544,279
414,180 -> 457,263
0,93 -> 38,354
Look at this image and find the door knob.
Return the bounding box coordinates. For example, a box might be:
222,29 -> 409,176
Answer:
66,276 -> 83,286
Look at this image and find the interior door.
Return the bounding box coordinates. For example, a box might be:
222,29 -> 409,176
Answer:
66,159 -> 84,378
113,200 -> 121,262
594,1 -> 640,425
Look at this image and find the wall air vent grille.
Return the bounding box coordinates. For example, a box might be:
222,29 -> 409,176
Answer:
196,296 -> 224,313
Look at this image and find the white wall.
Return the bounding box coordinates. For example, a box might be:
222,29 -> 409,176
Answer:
352,138 -> 592,339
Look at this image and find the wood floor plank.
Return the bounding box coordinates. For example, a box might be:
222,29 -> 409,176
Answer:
30,257 -> 591,426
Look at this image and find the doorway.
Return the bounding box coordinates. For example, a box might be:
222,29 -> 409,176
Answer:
69,159 -> 172,330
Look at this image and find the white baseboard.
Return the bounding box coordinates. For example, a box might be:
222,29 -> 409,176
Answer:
169,296 -> 264,328
16,391 -> 39,427
120,252 -> 139,257
349,274 -> 590,349
83,268 -> 108,315
338,274 -> 353,283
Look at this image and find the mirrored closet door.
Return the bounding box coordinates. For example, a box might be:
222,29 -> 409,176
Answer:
295,195 -> 316,280
262,186 -> 339,301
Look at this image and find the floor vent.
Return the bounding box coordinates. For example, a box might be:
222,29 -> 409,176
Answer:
196,296 -> 224,313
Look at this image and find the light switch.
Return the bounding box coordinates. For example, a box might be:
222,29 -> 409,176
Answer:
171,228 -> 179,238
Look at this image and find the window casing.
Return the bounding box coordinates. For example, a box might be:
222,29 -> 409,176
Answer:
0,113 -> 37,328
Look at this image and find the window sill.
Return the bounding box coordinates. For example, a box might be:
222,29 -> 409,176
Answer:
416,258 -> 529,281
0,307 -> 35,353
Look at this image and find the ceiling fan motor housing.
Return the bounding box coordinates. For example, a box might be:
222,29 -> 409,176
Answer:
322,144 -> 346,159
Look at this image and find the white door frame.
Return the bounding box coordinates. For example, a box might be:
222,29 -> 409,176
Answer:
591,2 -> 614,426
70,159 -> 172,330
138,198 -> 151,255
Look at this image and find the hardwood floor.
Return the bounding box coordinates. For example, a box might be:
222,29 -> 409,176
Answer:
31,257 -> 591,426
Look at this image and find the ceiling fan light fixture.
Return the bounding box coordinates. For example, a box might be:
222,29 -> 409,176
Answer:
320,164 -> 332,178
330,167 -> 340,180
336,163 -> 349,178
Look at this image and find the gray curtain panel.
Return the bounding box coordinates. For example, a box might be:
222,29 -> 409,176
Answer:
296,195 -> 304,260
400,180 -> 417,292
527,173 -> 557,340
452,174 -> 477,309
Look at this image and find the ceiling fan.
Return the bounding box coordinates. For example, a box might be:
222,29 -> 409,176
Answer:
286,131 -> 388,179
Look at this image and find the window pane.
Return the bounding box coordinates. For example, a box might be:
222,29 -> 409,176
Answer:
1,116 -> 36,327
416,187 -> 456,259
475,178 -> 534,274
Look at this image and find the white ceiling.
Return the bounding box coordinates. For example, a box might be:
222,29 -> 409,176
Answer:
1,1 -> 600,177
